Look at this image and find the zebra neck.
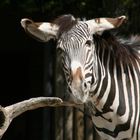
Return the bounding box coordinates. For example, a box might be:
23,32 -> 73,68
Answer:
89,47 -> 110,111
89,45 -> 122,112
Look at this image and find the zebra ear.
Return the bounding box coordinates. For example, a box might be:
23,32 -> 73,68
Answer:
86,15 -> 127,34
21,18 -> 59,42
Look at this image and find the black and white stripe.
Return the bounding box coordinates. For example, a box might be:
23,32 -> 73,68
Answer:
58,22 -> 95,88
57,21 -> 140,140
89,33 -> 140,140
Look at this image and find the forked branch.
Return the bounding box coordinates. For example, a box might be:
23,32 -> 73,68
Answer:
0,97 -> 82,139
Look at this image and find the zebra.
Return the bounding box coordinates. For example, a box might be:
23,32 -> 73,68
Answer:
21,14 -> 140,140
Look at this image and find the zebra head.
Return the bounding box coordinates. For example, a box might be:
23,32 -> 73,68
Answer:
21,15 -> 126,103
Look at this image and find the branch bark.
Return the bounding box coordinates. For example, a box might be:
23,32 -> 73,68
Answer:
0,97 -> 82,139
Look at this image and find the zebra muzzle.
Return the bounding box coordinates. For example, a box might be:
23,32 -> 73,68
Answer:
71,67 -> 83,82
70,67 -> 90,103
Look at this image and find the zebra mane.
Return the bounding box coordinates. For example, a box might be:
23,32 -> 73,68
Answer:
94,31 -> 140,66
53,14 -> 78,37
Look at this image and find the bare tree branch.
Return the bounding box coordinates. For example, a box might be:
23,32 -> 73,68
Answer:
0,97 -> 82,139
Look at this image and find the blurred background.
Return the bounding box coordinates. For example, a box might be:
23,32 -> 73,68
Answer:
0,0 -> 140,140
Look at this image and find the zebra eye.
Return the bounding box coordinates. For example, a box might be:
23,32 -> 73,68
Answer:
57,47 -> 65,53
85,40 -> 92,46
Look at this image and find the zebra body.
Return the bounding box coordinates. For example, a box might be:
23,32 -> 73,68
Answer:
89,34 -> 140,140
21,14 -> 140,140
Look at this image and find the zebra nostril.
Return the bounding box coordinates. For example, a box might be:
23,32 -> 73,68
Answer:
82,81 -> 91,93
82,82 -> 89,92
84,82 -> 87,89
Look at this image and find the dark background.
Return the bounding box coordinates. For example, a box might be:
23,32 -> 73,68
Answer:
0,0 -> 140,140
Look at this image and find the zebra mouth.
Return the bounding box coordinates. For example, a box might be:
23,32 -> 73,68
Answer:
70,81 -> 90,103
71,90 -> 89,103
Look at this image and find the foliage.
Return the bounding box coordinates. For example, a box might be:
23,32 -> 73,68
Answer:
0,0 -> 137,17
0,0 -> 140,33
